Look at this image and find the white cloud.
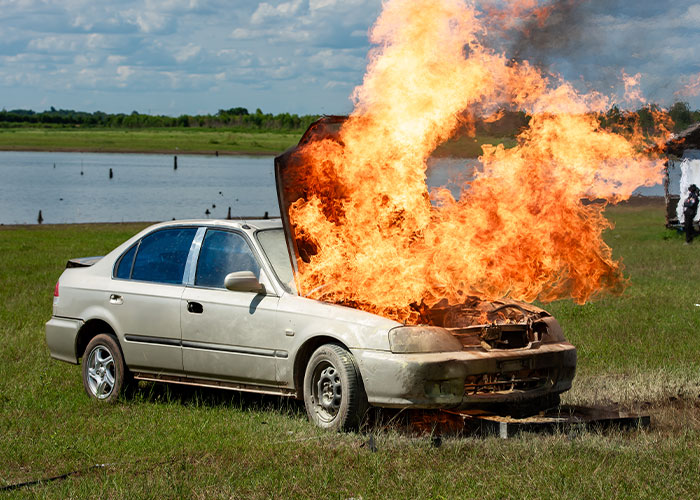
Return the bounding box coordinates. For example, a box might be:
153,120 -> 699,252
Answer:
117,65 -> 134,80
251,0 -> 304,25
324,79 -> 352,89
309,49 -> 365,71
28,36 -> 79,52
685,5 -> 700,23
174,43 -> 202,63
123,9 -> 173,34
3,0 -> 700,115
107,55 -> 127,64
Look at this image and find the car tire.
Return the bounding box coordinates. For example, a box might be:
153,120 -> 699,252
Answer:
303,344 -> 368,431
81,334 -> 129,403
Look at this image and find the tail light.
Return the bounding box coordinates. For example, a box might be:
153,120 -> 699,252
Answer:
54,281 -> 59,297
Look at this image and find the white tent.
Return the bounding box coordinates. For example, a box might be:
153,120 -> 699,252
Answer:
676,158 -> 700,224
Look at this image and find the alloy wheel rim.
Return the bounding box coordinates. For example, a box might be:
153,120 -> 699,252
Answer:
87,346 -> 115,399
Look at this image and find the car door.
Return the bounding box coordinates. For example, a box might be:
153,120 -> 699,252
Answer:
111,226 -> 198,374
181,228 -> 281,387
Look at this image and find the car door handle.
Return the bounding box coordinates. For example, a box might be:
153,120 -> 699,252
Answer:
187,301 -> 203,314
109,294 -> 123,305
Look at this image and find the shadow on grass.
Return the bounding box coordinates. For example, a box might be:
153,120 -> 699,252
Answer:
119,379 -> 654,439
125,379 -> 307,419
121,379 -> 465,436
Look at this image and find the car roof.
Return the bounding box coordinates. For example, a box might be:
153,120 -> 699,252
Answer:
145,218 -> 283,232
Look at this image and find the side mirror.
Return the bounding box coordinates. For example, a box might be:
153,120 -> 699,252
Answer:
224,271 -> 266,294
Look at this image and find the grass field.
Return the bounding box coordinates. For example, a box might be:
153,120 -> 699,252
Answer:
0,128 -> 302,156
1,202 -> 699,498
0,127 -> 515,158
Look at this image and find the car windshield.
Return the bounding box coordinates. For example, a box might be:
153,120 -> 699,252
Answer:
256,228 -> 297,294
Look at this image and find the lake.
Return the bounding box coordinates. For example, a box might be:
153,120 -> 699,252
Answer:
0,151 -> 668,225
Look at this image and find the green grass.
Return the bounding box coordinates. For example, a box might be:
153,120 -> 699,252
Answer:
0,128 -> 302,155
0,127 -> 515,157
1,205 -> 699,498
545,202 -> 700,406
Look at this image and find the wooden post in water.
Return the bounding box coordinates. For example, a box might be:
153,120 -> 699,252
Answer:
227,207 -> 232,220
174,156 -> 178,170
37,210 -> 43,224
109,168 -> 113,179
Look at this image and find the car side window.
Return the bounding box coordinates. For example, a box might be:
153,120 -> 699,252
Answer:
130,228 -> 197,284
195,230 -> 261,289
114,244 -> 137,279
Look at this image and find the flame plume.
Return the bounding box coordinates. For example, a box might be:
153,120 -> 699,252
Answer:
288,0 -> 666,323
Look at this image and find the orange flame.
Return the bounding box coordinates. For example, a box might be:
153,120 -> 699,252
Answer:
288,0 -> 667,323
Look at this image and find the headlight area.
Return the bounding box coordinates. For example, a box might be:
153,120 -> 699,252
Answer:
535,316 -> 566,344
388,326 -> 463,354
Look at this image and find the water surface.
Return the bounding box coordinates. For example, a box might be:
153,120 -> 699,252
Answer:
0,151 -> 668,225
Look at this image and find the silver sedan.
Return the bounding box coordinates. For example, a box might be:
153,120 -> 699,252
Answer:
46,219 -> 576,430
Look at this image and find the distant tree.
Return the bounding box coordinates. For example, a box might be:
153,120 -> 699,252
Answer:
219,107 -> 249,116
0,106 -> 319,131
669,101 -> 692,132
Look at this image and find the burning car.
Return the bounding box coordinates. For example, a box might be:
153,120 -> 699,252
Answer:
45,117 -> 576,431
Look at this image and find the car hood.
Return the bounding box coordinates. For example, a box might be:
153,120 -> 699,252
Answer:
274,115 -> 347,275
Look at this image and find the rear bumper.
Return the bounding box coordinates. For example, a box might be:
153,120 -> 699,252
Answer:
45,316 -> 83,364
353,342 -> 576,409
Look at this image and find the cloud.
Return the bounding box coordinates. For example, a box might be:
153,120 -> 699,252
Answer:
174,43 -> 202,63
251,0 -> 304,25
1,1 -> 700,115
309,49 -> 366,71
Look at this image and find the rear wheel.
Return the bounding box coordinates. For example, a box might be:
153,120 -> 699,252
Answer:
303,344 -> 367,431
81,334 -> 129,403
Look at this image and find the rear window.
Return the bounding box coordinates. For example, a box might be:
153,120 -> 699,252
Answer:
129,228 -> 197,284
114,244 -> 137,279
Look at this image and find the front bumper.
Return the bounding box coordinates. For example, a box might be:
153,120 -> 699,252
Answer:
353,342 -> 576,409
45,316 -> 83,364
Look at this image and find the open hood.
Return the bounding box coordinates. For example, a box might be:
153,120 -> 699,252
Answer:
274,115 -> 347,276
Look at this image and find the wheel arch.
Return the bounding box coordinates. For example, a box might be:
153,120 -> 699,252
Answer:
292,335 -> 353,399
76,319 -> 117,360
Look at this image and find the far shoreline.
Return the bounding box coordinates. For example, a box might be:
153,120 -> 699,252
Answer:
0,146 -> 278,156
0,145 -> 483,159
0,197 -> 665,229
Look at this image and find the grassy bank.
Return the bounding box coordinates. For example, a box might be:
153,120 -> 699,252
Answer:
1,204 -> 699,498
0,128 -> 302,155
0,127 -> 515,157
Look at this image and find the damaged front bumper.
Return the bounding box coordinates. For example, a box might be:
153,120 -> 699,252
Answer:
353,342 -> 576,409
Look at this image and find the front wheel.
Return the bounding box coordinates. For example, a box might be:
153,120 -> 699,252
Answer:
81,334 -> 128,403
303,344 -> 368,431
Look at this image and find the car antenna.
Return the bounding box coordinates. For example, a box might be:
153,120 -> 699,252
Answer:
238,216 -> 250,230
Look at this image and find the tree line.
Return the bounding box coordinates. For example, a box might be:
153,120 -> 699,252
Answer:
1,102 -> 698,135
465,101 -> 700,138
0,106 -> 320,131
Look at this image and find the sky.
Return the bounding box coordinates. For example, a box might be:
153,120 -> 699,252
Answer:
1,0 -> 699,116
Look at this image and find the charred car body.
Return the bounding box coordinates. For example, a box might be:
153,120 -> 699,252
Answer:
45,117 -> 576,430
